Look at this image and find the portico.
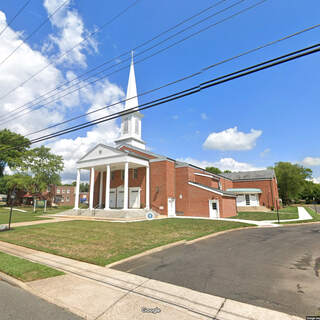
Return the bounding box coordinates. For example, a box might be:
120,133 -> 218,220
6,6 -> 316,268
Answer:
74,144 -> 150,211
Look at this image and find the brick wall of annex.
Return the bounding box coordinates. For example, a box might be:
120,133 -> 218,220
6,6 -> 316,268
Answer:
232,179 -> 278,209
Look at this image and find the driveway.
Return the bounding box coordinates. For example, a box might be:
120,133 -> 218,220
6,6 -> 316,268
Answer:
0,280 -> 81,320
113,223 -> 320,318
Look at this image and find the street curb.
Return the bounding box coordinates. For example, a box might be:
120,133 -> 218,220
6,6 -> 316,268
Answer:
0,271 -> 89,319
106,240 -> 187,268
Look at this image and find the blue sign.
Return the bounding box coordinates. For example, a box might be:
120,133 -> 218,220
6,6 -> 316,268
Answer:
146,212 -> 154,220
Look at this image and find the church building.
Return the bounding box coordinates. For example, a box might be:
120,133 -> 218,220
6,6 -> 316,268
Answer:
74,58 -> 279,218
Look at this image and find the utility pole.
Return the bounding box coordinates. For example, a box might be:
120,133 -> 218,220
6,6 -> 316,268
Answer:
8,188 -> 16,230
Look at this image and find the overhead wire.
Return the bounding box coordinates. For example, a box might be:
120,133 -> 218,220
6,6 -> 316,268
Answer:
0,0 -> 32,38
0,0 -> 267,126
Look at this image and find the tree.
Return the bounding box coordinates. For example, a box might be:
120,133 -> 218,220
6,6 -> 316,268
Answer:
80,182 -> 89,192
274,162 -> 312,205
223,170 -> 232,173
0,129 -> 30,177
206,167 -> 222,174
23,146 -> 64,192
2,174 -> 34,204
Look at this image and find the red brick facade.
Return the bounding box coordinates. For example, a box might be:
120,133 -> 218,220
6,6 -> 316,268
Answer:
87,146 -> 279,218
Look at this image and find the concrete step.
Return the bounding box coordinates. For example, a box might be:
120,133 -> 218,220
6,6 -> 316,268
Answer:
237,206 -> 270,212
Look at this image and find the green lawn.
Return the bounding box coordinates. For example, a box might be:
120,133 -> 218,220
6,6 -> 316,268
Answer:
0,219 -> 251,266
0,205 -> 73,225
0,251 -> 64,282
282,206 -> 320,224
229,206 -> 299,221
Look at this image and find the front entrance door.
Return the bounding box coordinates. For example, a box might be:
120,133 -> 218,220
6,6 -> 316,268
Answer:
109,188 -> 116,208
117,186 -> 124,208
129,187 -> 140,208
168,198 -> 176,217
209,200 -> 219,218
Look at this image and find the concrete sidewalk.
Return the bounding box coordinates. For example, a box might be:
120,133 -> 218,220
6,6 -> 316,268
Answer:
0,241 -> 301,320
214,206 -> 313,226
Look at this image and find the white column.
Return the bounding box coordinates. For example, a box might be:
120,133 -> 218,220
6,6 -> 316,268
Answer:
89,167 -> 95,210
123,162 -> 129,210
105,165 -> 110,210
74,168 -> 80,209
146,165 -> 150,210
99,171 -> 103,208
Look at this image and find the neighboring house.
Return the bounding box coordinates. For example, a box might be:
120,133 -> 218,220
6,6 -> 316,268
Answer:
53,185 -> 75,206
73,58 -> 279,218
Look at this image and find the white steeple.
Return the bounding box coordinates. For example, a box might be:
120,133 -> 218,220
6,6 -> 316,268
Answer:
115,53 -> 146,150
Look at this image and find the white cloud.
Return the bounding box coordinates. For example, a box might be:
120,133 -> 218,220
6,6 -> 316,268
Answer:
178,157 -> 263,172
203,127 -> 262,151
200,112 -> 208,120
43,0 -> 97,67
301,157 -> 320,167
260,148 -> 270,158
48,79 -> 124,183
0,9 -> 124,183
311,177 -> 320,184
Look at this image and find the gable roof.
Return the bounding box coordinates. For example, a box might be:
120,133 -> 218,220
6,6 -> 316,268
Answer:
219,169 -> 275,181
188,181 -> 237,197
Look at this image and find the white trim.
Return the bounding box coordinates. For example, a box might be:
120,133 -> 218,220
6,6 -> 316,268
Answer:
77,154 -> 149,169
188,182 -> 223,196
146,165 -> 150,210
89,167 -> 95,210
194,172 -> 219,180
105,165 -> 110,210
123,162 -> 129,210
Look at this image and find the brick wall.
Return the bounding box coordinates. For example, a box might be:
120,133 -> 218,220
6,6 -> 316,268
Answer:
150,160 -> 175,214
232,179 -> 278,209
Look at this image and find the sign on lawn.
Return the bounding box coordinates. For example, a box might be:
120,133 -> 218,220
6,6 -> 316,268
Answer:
34,199 -> 47,212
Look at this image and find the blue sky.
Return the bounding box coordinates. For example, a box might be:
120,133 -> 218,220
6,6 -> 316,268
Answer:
0,0 -> 320,182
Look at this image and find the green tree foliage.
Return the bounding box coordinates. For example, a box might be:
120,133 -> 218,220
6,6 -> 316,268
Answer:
23,146 -> 63,192
2,174 -> 34,203
300,180 -> 320,203
274,162 -> 312,205
0,129 -> 30,177
206,167 -> 222,174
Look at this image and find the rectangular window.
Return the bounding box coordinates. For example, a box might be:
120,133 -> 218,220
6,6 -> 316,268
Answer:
133,168 -> 138,179
67,189 -> 70,194
66,196 -> 70,202
57,189 -> 60,194
212,202 -> 217,210
62,189 -> 65,194
245,194 -> 250,206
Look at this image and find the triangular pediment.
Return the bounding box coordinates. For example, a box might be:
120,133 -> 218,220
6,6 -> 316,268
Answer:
78,144 -> 125,163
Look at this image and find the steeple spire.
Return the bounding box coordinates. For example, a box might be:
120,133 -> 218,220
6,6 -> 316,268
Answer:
114,53 -> 146,150
124,52 -> 138,111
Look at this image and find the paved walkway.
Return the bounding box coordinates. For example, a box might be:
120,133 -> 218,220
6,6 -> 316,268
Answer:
0,241 -> 301,320
10,217 -> 78,228
214,206 -> 313,226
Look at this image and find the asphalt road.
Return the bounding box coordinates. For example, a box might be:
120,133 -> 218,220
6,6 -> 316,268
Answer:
113,223 -> 320,318
0,280 -> 82,320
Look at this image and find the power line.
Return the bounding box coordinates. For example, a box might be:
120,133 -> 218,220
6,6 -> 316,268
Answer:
24,23 -> 320,139
0,0 -> 140,102
0,0 -> 69,67
1,41 -> 319,153
0,0 -> 233,123
22,42 -> 320,147
0,0 -> 31,38
1,0 -> 267,126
